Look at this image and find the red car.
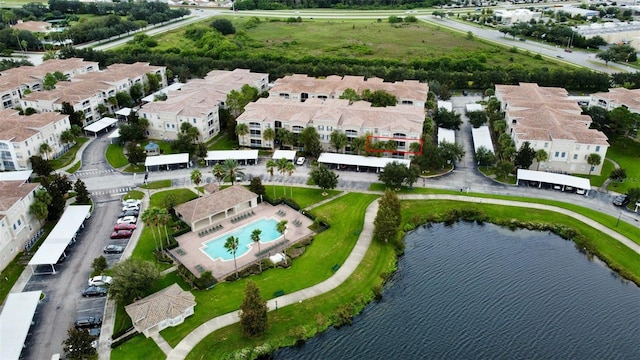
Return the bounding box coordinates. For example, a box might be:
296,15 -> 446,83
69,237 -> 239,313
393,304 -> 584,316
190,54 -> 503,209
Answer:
110,230 -> 133,239
114,223 -> 136,231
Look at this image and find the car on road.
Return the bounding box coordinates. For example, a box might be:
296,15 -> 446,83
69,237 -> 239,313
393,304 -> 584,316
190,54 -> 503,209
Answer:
111,229 -> 133,239
118,210 -> 139,218
88,275 -> 113,287
556,55 -> 564,59
82,286 -> 108,297
122,199 -> 141,207
104,244 -> 125,254
296,157 -> 306,166
116,216 -> 137,224
74,316 -> 102,329
122,204 -> 140,212
613,194 -> 629,207
114,223 -> 136,231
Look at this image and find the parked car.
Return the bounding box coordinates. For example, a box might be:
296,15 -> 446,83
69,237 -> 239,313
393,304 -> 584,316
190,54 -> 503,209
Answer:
613,194 -> 629,207
103,244 -> 125,254
114,223 -> 136,231
88,328 -> 101,337
296,157 -> 306,166
118,210 -> 139,218
122,204 -> 140,212
111,230 -> 133,239
122,199 -> 141,207
88,275 -> 113,287
116,216 -> 137,224
82,286 -> 108,297
74,316 -> 102,329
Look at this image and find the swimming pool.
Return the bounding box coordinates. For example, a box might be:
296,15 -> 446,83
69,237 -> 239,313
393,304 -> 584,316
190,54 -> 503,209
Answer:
201,218 -> 282,261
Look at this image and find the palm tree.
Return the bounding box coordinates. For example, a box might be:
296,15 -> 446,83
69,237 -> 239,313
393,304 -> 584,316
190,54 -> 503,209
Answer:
222,159 -> 245,186
285,161 -> 296,198
266,159 -> 277,198
587,153 -> 602,176
251,228 -> 262,272
224,236 -> 239,278
39,142 -> 52,160
330,130 -> 348,153
236,123 -> 249,147
263,128 -> 276,149
141,208 -> 160,251
275,158 -> 289,197
191,169 -> 202,196
276,220 -> 288,265
212,163 -> 225,186
158,208 -> 172,247
59,130 -> 76,149
534,149 -> 548,171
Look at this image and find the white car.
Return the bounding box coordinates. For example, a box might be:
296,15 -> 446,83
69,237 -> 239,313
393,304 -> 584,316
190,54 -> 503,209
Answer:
122,204 -> 140,212
122,199 -> 141,207
88,275 -> 113,287
296,157 -> 306,166
116,216 -> 137,224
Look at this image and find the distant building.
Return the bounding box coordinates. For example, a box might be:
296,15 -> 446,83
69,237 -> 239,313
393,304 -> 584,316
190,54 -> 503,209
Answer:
493,9 -> 541,25
495,83 -> 608,175
589,87 -> 640,113
140,69 -> 268,142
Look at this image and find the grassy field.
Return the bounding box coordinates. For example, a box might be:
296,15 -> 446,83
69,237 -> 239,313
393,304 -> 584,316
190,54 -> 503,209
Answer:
208,133 -> 239,150
159,192 -> 379,347
142,179 -> 173,190
106,144 -> 129,168
575,158 -> 615,187
605,138 -> 640,193
264,185 -> 341,209
67,161 -> 82,173
50,137 -> 89,169
154,17 -> 565,71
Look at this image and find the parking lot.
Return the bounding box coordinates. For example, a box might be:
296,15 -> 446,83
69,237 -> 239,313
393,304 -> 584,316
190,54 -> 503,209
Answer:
20,198 -> 130,360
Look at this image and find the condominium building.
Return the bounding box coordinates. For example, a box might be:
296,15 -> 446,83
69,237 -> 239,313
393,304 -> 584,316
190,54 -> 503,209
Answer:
235,97 -> 424,156
140,69 -> 268,142
495,83 -> 609,175
20,62 -> 167,126
269,74 -> 429,108
0,58 -> 99,110
0,179 -> 41,272
0,109 -> 71,171
589,87 -> 640,113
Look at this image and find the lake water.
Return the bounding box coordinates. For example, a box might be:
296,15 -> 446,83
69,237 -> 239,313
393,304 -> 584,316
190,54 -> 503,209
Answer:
275,222 -> 640,359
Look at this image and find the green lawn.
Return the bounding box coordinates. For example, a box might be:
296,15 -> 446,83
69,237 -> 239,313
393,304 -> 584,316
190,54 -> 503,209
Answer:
110,334 -> 164,360
123,190 -> 145,201
264,185 -> 341,209
106,144 -> 129,168
160,193 -> 379,348
148,188 -> 198,209
605,138 -> 640,193
67,161 -> 82,174
207,133 -> 238,150
575,158 -> 615,187
50,137 -> 89,169
142,180 -> 173,190
123,164 -> 146,173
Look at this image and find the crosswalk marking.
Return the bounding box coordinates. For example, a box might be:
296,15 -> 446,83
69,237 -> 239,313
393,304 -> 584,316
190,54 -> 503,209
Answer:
90,187 -> 131,196
71,169 -> 115,178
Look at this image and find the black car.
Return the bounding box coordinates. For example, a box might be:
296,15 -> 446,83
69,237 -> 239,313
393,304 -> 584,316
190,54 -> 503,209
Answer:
119,210 -> 139,218
103,244 -> 125,254
74,316 -> 102,329
82,286 -> 108,297
613,194 -> 629,207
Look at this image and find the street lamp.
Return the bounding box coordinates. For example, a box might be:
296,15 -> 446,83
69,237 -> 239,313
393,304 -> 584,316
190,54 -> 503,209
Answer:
616,212 -> 621,227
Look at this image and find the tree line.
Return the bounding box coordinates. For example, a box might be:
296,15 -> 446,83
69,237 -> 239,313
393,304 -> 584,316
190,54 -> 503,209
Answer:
233,0 -> 441,10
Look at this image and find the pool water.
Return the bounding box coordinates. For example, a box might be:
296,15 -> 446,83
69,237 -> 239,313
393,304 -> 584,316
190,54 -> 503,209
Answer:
201,218 -> 282,261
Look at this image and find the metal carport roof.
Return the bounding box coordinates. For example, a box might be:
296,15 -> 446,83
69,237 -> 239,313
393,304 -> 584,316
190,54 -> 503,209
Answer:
83,117 -> 118,133
517,169 -> 591,192
28,205 -> 90,271
272,150 -> 296,161
471,126 -> 495,153
205,150 -> 259,162
145,153 -> 190,167
0,291 -> 42,360
318,153 -> 410,169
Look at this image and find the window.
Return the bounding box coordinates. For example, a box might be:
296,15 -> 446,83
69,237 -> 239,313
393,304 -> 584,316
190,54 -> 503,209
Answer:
250,139 -> 262,146
575,144 -> 580,150
561,152 -> 566,158
554,151 -> 559,158
595,146 -> 600,152
193,119 -> 197,124
544,142 -> 548,148
401,100 -> 413,105
317,125 -> 324,131
250,129 -> 261,137
573,154 -> 578,160
327,126 -> 333,131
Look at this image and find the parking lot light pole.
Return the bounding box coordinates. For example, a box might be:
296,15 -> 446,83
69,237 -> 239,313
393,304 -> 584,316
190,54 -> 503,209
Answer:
616,212 -> 621,227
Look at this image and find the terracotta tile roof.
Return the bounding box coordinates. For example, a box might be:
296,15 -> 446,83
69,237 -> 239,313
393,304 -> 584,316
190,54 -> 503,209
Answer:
0,58 -> 99,93
124,284 -> 195,333
0,109 -> 69,142
0,181 -> 39,212
174,185 -> 258,227
239,97 -> 424,134
591,87 -> 640,111
270,74 -> 429,103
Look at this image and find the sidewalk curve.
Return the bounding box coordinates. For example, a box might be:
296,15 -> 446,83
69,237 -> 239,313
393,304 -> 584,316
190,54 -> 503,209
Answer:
160,194 -> 638,360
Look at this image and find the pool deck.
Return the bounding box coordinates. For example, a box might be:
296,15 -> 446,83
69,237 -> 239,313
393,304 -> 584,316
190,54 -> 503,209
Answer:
171,203 -> 314,280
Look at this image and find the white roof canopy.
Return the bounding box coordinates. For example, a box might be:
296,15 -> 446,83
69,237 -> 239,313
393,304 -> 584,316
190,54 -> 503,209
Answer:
318,153 -> 410,169
0,170 -> 32,181
517,169 -> 591,190
115,107 -> 132,116
0,291 -> 42,360
29,205 -> 90,266
272,150 -> 296,161
145,153 -> 190,167
438,128 -> 455,145
108,128 -> 120,139
471,126 -> 495,153
83,117 -> 118,133
205,150 -> 259,161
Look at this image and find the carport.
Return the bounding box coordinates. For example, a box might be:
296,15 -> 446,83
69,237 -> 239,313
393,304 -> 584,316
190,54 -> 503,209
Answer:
471,126 -> 495,153
0,170 -> 32,181
517,169 -> 591,195
115,107 -> 132,120
205,150 -> 259,166
272,149 -> 296,162
317,153 -> 410,173
83,117 -> 118,137
107,128 -> 120,144
145,153 -> 190,171
0,291 -> 43,360
28,205 -> 91,275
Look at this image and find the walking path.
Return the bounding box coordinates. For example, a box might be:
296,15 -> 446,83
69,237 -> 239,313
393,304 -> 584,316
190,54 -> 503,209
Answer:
600,158 -> 620,193
161,193 -> 638,360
